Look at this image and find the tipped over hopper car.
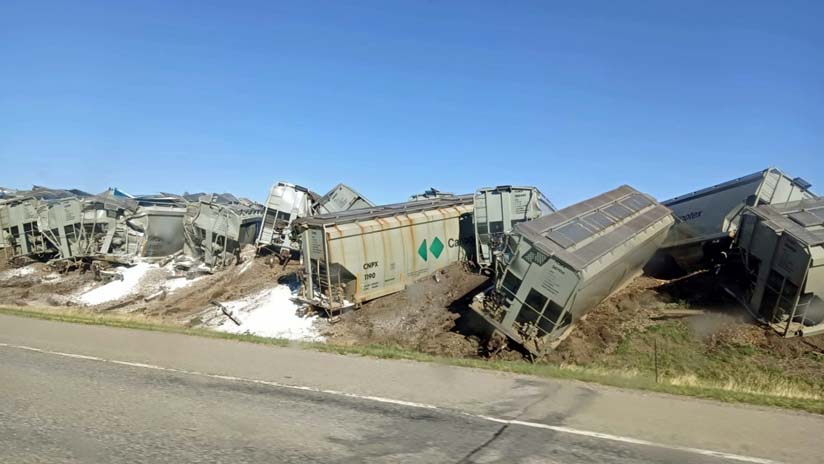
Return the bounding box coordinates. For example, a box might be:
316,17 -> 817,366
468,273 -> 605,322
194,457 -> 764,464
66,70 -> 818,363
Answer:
0,195 -> 53,260
469,185 -> 675,355
293,195 -> 475,314
316,183 -> 374,214
656,168 -> 815,273
474,186 -> 556,270
257,182 -> 318,254
184,197 -> 263,270
126,194 -> 189,258
257,182 -> 374,256
37,196 -> 143,261
729,197 -> 824,338
1,187 -> 144,263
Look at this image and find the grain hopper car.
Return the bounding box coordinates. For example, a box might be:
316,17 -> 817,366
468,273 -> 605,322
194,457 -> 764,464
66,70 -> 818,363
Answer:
653,168 -> 815,274
728,197 -> 824,338
474,186 -> 555,271
293,195 -> 475,314
469,185 -> 675,355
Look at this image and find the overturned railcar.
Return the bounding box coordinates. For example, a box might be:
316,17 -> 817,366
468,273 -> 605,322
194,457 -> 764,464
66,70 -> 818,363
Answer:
0,195 -> 53,260
0,187 -> 108,262
184,198 -> 263,270
316,184 -> 374,214
122,193 -> 189,258
470,185 -> 675,355
293,195 -> 475,314
257,182 -> 318,254
257,182 -> 374,257
655,168 -> 815,273
730,198 -> 824,338
474,186 -> 556,270
37,196 -> 143,261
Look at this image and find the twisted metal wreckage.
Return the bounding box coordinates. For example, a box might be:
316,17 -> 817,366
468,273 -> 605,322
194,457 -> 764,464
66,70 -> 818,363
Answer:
2,167 -> 822,352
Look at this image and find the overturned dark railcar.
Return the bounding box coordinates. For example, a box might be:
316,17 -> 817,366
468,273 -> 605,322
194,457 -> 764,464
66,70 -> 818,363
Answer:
729,197 -> 824,338
470,185 -> 675,355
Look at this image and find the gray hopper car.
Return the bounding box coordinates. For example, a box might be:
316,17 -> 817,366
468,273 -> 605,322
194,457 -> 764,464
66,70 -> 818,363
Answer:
129,205 -> 187,257
657,168 -> 815,273
0,196 -> 52,260
293,195 -> 475,314
316,183 -> 374,214
257,182 -> 374,256
470,185 -> 675,355
37,197 -> 143,260
730,197 -> 824,338
257,182 -> 318,254
185,200 -> 263,270
474,186 -> 556,270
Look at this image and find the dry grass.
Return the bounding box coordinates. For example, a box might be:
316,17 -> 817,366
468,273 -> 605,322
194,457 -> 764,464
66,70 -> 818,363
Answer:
668,373 -> 823,401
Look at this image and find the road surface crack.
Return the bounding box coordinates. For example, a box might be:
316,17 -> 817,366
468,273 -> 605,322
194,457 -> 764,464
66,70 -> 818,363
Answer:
455,393 -> 550,463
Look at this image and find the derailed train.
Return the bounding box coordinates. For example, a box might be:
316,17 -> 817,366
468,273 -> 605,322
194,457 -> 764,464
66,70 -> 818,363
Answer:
653,168 -> 816,274
731,197 -> 824,337
287,167 -> 821,351
3,165 -> 821,350
292,195 -> 476,315
288,183 -> 681,356
256,182 -> 374,257
468,186 -> 675,355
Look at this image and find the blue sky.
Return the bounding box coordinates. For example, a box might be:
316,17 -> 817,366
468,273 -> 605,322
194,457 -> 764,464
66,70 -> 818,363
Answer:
1,1 -> 821,207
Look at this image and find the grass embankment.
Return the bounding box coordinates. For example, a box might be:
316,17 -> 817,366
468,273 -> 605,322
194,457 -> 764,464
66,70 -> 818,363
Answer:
2,306 -> 823,415
592,321 -> 824,406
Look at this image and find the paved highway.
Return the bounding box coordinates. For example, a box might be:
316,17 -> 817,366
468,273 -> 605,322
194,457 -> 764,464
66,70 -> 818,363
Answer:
1,314 -> 821,463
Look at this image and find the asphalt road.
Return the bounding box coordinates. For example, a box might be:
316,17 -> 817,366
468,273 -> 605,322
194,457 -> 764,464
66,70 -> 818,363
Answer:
1,314 -> 821,463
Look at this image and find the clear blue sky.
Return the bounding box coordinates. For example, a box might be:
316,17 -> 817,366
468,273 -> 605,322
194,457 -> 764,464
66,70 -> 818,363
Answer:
1,1 -> 821,207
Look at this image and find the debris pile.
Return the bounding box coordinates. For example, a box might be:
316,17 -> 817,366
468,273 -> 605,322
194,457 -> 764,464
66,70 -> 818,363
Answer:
256,182 -> 374,259
182,193 -> 263,271
1,166 -> 822,360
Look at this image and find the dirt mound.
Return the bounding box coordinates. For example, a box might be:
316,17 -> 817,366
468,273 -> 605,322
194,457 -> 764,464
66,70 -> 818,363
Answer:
545,270 -> 824,371
0,250 -> 292,324
321,264 -> 490,357
0,263 -> 96,307
545,275 -> 667,364
140,259 -> 297,323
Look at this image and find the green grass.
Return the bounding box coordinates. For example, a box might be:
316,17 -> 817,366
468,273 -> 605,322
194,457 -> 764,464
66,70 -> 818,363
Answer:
2,306 -> 824,415
596,320 -> 824,406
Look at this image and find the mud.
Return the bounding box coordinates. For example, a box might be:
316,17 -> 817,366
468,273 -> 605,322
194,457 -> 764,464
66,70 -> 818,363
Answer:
0,262 -> 96,307
138,259 -> 298,324
321,264 -> 490,357
544,270 -> 824,374
0,250 -> 296,326
2,254 -> 822,373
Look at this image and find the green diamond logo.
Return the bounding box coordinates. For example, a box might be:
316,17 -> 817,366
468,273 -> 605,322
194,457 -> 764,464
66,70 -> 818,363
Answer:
418,239 -> 428,261
430,237 -> 444,259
